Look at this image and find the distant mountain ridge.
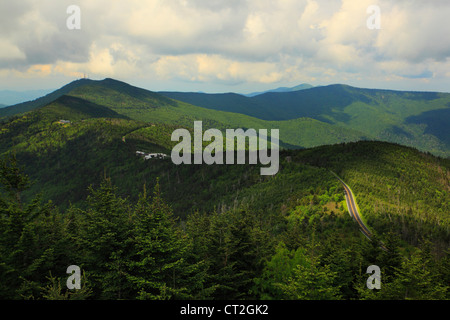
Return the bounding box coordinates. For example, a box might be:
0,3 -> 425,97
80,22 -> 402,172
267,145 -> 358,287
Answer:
243,83 -> 314,97
161,84 -> 449,121
160,83 -> 450,157
1,78 -> 449,157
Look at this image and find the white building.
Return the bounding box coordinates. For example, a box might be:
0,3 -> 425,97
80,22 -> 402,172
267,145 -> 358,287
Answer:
136,151 -> 169,160
144,153 -> 169,160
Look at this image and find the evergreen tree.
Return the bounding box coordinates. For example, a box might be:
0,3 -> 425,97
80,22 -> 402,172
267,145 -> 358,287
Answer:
203,209 -> 270,299
389,248 -> 447,299
190,209 -> 237,299
127,181 -> 205,299
0,154 -> 71,299
378,231 -> 402,279
276,244 -> 342,300
42,271 -> 92,300
254,242 -> 308,299
358,246 -> 448,300
321,234 -> 359,299
75,178 -> 135,299
184,210 -> 218,298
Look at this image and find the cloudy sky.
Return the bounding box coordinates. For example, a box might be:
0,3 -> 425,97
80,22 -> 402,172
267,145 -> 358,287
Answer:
1,0 -> 450,93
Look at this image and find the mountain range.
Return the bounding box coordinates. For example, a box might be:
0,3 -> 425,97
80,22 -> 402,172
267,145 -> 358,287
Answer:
1,78 -> 449,157
0,77 -> 448,300
242,83 -> 314,97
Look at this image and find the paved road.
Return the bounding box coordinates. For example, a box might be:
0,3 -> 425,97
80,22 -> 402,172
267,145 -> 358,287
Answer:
332,172 -> 372,239
332,172 -> 388,251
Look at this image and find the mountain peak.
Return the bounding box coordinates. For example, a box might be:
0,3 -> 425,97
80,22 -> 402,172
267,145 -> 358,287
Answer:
244,83 -> 313,97
0,77 -> 176,118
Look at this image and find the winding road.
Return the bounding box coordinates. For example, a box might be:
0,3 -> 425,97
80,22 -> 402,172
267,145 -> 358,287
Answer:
333,173 -> 372,239
332,172 -> 388,251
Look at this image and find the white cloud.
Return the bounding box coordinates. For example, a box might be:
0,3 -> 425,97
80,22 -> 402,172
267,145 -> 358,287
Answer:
0,0 -> 449,92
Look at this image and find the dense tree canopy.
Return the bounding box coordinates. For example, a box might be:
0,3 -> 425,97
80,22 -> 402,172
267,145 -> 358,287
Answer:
0,151 -> 448,300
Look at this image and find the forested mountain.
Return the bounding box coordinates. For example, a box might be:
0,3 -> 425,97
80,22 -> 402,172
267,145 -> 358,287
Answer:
161,84 -> 450,157
0,79 -> 95,117
0,78 -> 448,300
243,83 -> 314,97
0,78 -> 369,151
3,78 -> 449,157
0,99 -> 449,300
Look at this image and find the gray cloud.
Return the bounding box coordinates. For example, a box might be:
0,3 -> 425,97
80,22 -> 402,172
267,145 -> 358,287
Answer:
0,0 -> 449,92
0,0 -> 93,68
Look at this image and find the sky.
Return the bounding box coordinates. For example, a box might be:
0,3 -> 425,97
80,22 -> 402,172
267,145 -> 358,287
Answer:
1,0 -> 450,94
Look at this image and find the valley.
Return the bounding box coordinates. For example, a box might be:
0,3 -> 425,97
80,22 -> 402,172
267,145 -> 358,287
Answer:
0,78 -> 448,300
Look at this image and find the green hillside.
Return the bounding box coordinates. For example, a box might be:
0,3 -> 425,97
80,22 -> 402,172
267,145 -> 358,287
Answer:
3,78 -> 449,157
2,78 -> 449,157
40,95 -> 130,121
0,79 -> 95,117
0,104 -> 448,299
0,78 -> 448,301
2,101 -> 448,238
161,84 -> 450,157
1,78 -> 367,151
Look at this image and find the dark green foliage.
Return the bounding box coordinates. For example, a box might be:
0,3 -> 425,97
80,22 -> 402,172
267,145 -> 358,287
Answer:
276,254 -> 342,300
74,178 -> 135,299
0,157 -> 207,300
357,242 -> 449,300
0,154 -> 74,299
0,105 -> 448,300
127,181 -> 205,299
